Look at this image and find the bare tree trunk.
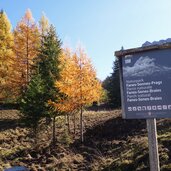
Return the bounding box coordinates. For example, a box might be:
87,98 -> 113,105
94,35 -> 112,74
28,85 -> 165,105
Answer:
80,106 -> 84,143
52,116 -> 56,146
74,112 -> 76,136
34,126 -> 37,145
65,114 -> 67,125
26,23 -> 29,85
67,114 -> 70,133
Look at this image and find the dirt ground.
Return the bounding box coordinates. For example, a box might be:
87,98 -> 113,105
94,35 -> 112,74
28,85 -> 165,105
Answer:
0,109 -> 120,170
1,109 -> 171,171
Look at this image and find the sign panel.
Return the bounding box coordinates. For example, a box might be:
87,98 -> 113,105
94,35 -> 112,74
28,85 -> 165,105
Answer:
119,48 -> 171,119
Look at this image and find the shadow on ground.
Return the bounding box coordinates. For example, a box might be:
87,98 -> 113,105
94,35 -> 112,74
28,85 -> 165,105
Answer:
0,119 -> 23,131
84,116 -> 146,142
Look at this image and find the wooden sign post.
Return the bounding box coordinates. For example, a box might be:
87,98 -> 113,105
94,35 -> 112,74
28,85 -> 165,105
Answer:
115,43 -> 171,171
147,119 -> 160,171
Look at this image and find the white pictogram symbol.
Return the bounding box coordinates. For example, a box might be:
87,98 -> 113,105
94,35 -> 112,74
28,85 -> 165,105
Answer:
133,107 -> 137,111
157,105 -> 162,110
152,106 -> 157,110
168,105 -> 171,110
147,106 -> 152,110
142,106 -> 146,111
137,106 -> 142,111
163,105 -> 167,110
128,107 -> 132,111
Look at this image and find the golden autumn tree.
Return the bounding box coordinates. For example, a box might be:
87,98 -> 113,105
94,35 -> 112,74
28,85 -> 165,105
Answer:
49,48 -> 80,134
50,47 -> 102,142
39,12 -> 49,37
12,9 -> 40,95
0,10 -> 14,101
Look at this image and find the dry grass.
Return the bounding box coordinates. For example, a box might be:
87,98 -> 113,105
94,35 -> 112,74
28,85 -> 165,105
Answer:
0,109 -> 171,170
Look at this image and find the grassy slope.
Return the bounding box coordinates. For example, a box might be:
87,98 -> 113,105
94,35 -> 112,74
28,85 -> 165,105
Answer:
0,109 -> 171,170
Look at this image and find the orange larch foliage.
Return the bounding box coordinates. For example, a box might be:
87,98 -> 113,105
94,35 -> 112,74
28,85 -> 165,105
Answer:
49,47 -> 102,113
0,11 -> 14,100
50,46 -> 102,142
39,12 -> 49,36
12,9 -> 40,95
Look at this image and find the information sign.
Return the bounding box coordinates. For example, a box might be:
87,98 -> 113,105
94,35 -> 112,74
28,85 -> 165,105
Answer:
119,48 -> 171,119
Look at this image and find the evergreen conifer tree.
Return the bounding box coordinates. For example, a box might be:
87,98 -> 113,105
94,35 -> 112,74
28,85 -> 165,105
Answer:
20,25 -> 62,144
38,25 -> 62,144
103,57 -> 121,108
20,73 -> 45,140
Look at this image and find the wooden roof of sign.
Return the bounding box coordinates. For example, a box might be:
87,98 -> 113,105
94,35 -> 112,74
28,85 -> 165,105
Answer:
115,43 -> 171,57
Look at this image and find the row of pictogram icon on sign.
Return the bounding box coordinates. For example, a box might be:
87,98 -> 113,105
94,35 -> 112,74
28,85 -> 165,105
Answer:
128,105 -> 171,112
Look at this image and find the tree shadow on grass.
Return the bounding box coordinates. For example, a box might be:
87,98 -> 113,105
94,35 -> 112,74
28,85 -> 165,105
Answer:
0,119 -> 25,131
71,116 -> 147,165
84,116 -> 146,143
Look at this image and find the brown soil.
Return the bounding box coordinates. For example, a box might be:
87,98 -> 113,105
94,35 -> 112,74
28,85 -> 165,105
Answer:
1,109 -> 171,171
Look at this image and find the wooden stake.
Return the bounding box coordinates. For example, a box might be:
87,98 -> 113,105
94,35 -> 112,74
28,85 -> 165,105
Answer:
147,118 -> 160,171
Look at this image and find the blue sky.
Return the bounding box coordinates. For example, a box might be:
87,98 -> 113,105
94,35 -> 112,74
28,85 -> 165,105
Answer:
1,0 -> 171,80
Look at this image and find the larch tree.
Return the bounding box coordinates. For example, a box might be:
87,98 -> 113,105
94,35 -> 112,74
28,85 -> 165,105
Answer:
49,48 -> 80,134
51,47 -> 102,142
39,12 -> 49,37
13,9 -> 40,95
0,10 -> 14,101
